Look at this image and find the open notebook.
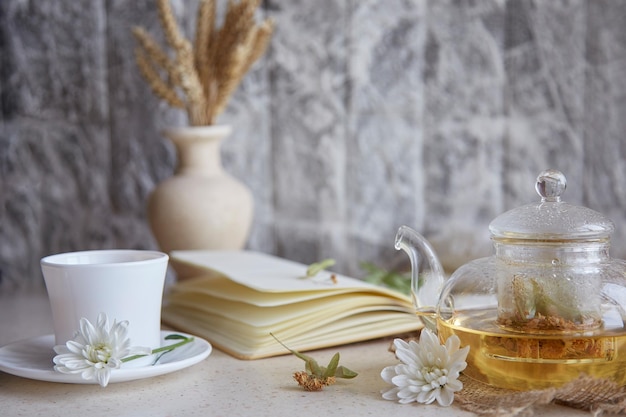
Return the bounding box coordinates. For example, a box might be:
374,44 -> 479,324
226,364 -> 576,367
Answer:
161,251 -> 422,359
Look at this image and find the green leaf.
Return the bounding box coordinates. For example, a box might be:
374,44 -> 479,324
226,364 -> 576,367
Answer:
361,262 -> 411,295
304,356 -> 322,377
164,334 -> 188,340
322,352 -> 340,378
304,258 -> 336,278
334,366 -> 358,379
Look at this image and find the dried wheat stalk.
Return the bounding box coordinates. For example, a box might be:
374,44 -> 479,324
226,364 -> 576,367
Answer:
133,0 -> 273,126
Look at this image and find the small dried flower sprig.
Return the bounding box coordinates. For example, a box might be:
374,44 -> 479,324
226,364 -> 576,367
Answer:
53,313 -> 194,387
270,333 -> 358,391
133,0 -> 274,126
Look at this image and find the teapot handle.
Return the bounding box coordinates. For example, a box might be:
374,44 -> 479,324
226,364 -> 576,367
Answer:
395,226 -> 445,332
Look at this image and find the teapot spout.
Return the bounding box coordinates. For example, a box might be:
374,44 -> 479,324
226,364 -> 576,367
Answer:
395,225 -> 445,332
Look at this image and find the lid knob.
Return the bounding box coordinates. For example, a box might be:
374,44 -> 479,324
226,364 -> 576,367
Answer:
535,169 -> 566,202
490,169 -> 614,239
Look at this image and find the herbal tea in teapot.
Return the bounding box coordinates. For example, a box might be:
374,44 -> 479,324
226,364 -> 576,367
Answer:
396,170 -> 626,390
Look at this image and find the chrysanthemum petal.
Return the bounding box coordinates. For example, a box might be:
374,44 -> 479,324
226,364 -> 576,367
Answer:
394,340 -> 419,365
80,317 -> 99,346
51,313 -> 157,387
448,361 -> 467,376
391,373 -> 412,387
398,395 -> 417,404
445,378 -> 463,392
65,340 -> 85,355
380,365 -> 397,383
437,387 -> 455,406
417,388 -> 438,404
381,386 -> 401,401
96,312 -> 108,329
95,368 -> 111,387
420,329 -> 439,348
81,367 -> 95,380
451,344 -> 470,361
445,334 -> 461,352
393,338 -> 410,351
53,344 -> 68,355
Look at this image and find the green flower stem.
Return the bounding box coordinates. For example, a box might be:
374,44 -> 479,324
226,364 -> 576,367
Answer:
122,334 -> 194,363
151,336 -> 195,354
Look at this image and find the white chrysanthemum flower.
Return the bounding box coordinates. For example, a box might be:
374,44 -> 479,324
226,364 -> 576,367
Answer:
380,328 -> 469,407
53,313 -> 151,387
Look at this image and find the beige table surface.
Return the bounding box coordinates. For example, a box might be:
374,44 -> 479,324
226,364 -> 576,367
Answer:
0,290 -> 590,417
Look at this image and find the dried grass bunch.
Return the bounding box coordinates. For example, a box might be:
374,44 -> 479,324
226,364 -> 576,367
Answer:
133,0 -> 273,126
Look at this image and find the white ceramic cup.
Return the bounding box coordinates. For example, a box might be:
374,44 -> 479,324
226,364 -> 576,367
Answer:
41,249 -> 169,350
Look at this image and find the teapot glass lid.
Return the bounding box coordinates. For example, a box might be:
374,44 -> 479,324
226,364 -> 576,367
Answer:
489,169 -> 614,240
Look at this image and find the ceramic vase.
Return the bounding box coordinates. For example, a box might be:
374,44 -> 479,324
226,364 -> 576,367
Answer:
147,125 -> 253,257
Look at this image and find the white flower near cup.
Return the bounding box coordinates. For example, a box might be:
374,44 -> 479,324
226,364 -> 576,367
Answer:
52,312 -> 195,387
53,313 -> 151,387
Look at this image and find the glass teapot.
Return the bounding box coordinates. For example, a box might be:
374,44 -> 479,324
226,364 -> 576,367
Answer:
395,169 -> 626,390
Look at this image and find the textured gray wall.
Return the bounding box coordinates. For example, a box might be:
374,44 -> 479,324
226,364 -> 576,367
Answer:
2,0 -> 626,291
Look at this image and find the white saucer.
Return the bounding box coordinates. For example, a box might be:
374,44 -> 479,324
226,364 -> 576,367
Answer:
0,331 -> 212,384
